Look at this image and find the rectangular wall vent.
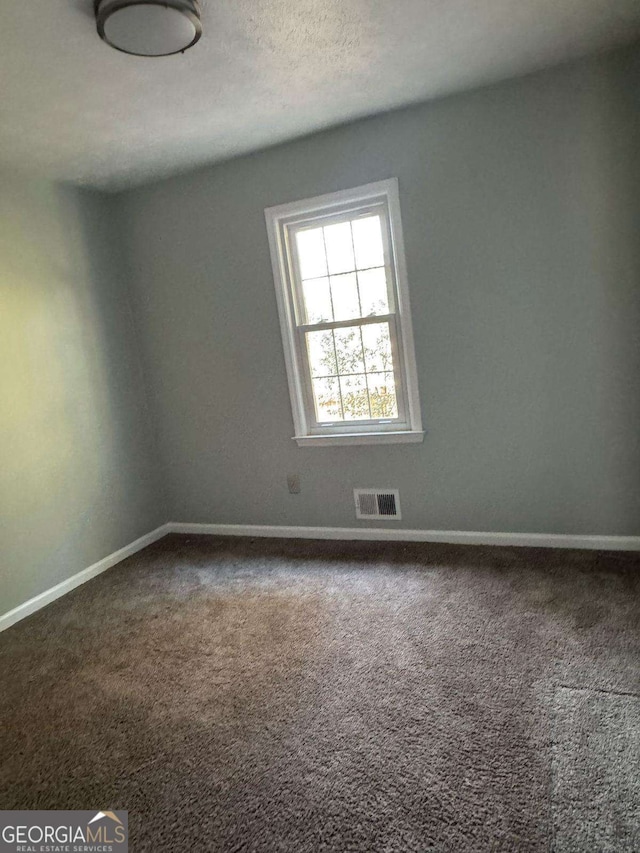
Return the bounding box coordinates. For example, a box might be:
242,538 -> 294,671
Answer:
354,489 -> 401,520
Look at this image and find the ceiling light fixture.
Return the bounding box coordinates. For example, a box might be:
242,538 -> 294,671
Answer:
95,0 -> 202,57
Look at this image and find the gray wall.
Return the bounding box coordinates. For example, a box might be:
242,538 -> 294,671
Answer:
119,46 -> 640,535
0,175 -> 165,614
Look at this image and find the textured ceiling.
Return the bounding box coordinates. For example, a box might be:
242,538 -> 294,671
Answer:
1,1 -> 639,190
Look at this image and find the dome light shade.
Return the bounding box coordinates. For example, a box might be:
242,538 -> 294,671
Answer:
95,0 -> 202,57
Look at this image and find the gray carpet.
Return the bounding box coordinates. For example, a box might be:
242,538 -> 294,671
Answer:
552,687 -> 640,852
0,534 -> 638,852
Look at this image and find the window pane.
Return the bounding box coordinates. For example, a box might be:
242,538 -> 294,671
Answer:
313,377 -> 343,421
302,276 -> 333,324
307,330 -> 337,377
362,322 -> 394,373
340,374 -> 370,420
367,372 -> 398,419
324,222 -> 355,275
358,268 -> 389,316
334,326 -> 365,375
296,228 -> 327,279
352,215 -> 384,269
330,273 -> 360,321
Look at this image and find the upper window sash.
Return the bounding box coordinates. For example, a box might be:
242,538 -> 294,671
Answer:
287,202 -> 398,328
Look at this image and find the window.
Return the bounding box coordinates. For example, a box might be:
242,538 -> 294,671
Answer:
265,179 -> 423,446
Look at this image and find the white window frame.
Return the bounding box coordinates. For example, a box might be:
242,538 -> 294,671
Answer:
265,179 -> 424,447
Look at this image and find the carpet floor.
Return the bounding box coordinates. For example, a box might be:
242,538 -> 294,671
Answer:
0,534 -> 639,852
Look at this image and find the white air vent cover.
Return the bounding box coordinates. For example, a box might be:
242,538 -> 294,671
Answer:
354,489 -> 401,520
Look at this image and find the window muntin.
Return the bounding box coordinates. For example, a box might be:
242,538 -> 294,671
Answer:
265,180 -> 423,446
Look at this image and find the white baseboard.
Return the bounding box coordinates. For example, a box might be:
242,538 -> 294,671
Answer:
0,524 -> 171,633
168,522 -> 640,552
3,521 -> 637,634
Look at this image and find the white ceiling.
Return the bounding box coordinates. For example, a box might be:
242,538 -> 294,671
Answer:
1,0 -> 639,191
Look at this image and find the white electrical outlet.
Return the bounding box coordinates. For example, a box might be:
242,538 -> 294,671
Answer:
287,474 -> 301,494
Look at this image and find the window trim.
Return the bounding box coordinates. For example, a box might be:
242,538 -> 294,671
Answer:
265,178 -> 424,447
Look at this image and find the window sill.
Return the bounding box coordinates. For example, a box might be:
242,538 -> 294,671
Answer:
293,430 -> 425,447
